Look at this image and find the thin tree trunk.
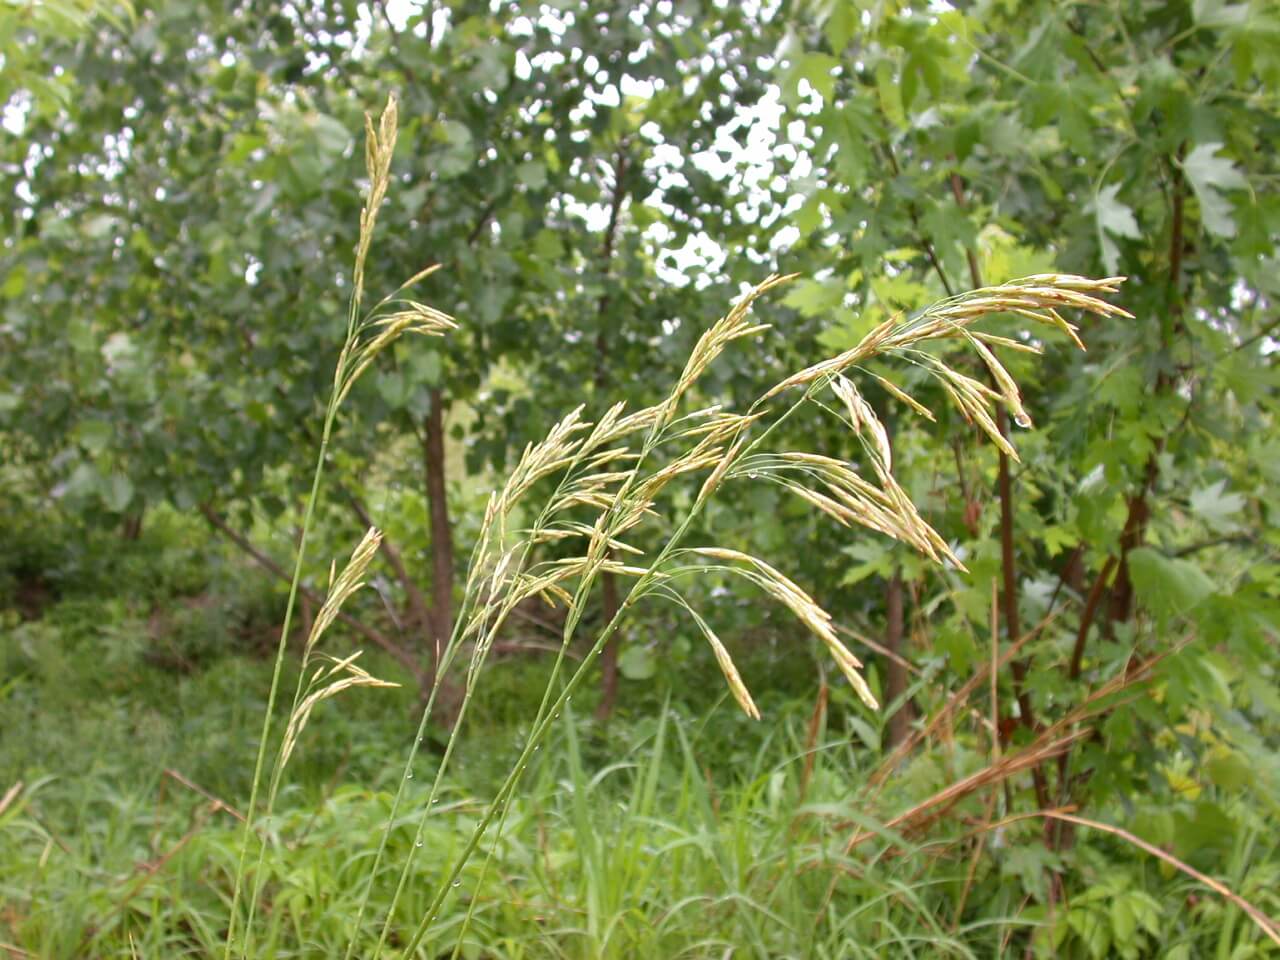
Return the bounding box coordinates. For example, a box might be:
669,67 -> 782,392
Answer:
592,146 -> 628,722
121,509 -> 144,541
883,568 -> 914,748
949,169 -> 1050,810
594,569 -> 621,721
423,387 -> 454,687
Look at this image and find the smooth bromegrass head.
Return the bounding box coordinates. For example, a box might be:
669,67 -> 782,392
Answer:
429,273 -> 1125,722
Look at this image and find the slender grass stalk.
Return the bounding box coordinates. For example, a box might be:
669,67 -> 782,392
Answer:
225,93 -> 456,959
223,379 -> 334,960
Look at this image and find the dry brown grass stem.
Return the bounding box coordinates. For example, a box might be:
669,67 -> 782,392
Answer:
867,605 -> 1063,789
859,732 -> 1090,849
944,808 -> 1280,948
1039,811 -> 1280,947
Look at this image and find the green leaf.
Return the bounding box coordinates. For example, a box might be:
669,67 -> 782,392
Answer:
2,266 -> 24,298
1192,0 -> 1249,28
1130,892 -> 1163,937
1128,547 -> 1214,619
100,472 -> 134,513
1042,525 -> 1075,558
408,350 -> 443,388
62,463 -> 99,500
1095,184 -> 1141,239
76,420 -> 114,454
874,60 -> 905,128
792,52 -> 840,101
1095,184 -> 1140,273
618,645 -> 656,681
838,541 -> 893,586
310,112 -> 352,160
470,42 -> 510,92
824,4 -> 857,52
1182,142 -> 1246,238
377,370 -> 412,409
1204,748 -> 1253,789
1188,479 -> 1245,532
436,120 -> 475,180
1218,350 -> 1276,405
782,277 -> 844,317
1110,896 -> 1136,946
516,160 -> 547,190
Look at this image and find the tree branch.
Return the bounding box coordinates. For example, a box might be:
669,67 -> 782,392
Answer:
343,489 -> 432,633
199,504 -> 423,683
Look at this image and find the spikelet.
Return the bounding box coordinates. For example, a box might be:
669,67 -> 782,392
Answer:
304,527 -> 383,656
279,653 -> 398,771
697,436 -> 747,503
831,376 -> 892,472
689,607 -> 759,720
870,372 -> 936,422
353,94 -> 399,308
662,274 -> 793,424
689,548 -> 879,709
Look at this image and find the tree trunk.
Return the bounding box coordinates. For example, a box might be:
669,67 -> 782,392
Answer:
591,146 -> 629,722
594,569 -> 621,721
423,387 -> 454,686
883,568 -> 914,748
121,509 -> 144,541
